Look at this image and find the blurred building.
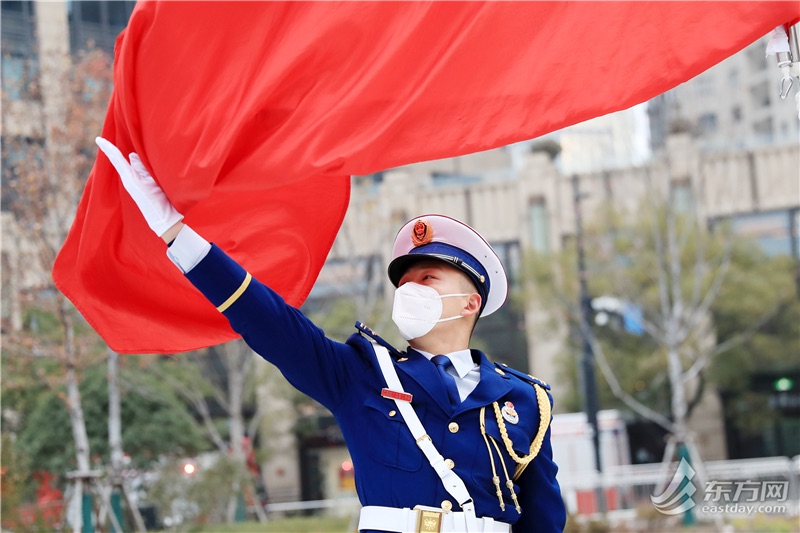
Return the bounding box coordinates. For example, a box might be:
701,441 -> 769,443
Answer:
1,0 -> 135,112
649,33 -> 800,152
539,104 -> 652,176
1,0 -> 136,58
1,0 -> 137,326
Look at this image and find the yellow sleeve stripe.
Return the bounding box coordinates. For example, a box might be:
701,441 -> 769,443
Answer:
216,272 -> 252,313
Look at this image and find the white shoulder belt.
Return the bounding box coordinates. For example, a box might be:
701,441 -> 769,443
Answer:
371,343 -> 479,532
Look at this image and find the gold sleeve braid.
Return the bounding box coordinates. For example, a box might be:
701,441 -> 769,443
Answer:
216,272 -> 252,312
490,382 -> 552,480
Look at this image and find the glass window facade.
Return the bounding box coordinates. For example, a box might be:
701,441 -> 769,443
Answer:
670,180 -> 694,214
69,0 -> 136,55
528,199 -> 550,254
729,209 -> 799,258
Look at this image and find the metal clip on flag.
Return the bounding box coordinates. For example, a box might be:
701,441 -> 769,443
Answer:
767,23 -> 800,119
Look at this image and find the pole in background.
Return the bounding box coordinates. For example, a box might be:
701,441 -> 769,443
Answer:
572,174 -> 606,514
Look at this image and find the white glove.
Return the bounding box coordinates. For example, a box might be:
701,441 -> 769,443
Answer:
96,137 -> 184,237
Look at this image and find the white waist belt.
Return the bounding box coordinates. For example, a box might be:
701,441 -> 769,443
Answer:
358,506 -> 511,533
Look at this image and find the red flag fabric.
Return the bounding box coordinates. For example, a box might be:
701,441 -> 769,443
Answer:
53,1 -> 800,354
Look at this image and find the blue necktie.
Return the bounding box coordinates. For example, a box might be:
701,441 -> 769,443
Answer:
432,355 -> 460,407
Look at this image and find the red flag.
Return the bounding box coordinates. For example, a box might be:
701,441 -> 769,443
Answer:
53,1 -> 799,354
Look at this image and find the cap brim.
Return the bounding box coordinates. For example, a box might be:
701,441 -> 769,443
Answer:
388,253 -> 482,292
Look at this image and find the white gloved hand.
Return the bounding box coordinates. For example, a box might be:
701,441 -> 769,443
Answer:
96,137 -> 184,237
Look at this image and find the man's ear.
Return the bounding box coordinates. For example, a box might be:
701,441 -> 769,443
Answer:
463,293 -> 482,318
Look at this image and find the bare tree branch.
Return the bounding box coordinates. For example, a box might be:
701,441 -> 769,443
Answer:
574,310 -> 678,433
666,203 -> 685,344
677,236 -> 733,341
681,303 -> 783,384
685,371 -> 706,420
246,395 -> 267,440
688,214 -> 707,312
650,198 -> 674,335
145,367 -> 229,452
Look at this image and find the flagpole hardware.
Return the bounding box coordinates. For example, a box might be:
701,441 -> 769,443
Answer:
767,25 -> 798,101
777,54 -> 793,100
790,25 -> 800,68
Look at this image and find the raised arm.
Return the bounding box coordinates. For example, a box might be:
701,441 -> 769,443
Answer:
96,137 -> 361,409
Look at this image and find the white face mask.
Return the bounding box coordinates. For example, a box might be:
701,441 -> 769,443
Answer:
391,282 -> 469,340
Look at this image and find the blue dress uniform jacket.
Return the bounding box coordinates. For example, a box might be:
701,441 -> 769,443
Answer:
186,245 -> 567,532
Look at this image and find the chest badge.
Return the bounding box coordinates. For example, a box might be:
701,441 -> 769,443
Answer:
501,401 -> 519,424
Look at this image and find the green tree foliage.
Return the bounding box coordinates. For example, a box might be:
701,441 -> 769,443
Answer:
711,249 -> 799,438
554,315 -> 669,414
12,356 -> 209,477
304,297 -> 362,343
1,433 -> 34,524
711,249 -> 798,390
2,47 -> 117,488
145,455 -> 241,528
525,203 -> 797,425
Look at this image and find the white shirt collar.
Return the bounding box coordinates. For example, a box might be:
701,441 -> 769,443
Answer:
415,348 -> 476,379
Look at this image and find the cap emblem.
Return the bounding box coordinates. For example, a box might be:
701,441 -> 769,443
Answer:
411,219 -> 433,247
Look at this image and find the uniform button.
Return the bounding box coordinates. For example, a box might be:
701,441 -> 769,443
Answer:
495,368 -> 506,376
445,459 -> 455,469
441,500 -> 453,512
388,410 -> 397,417
448,422 -> 459,433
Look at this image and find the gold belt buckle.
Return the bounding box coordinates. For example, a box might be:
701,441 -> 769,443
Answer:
414,505 -> 444,533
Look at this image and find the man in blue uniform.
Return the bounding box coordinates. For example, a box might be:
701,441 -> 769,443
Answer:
97,137 -> 566,532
